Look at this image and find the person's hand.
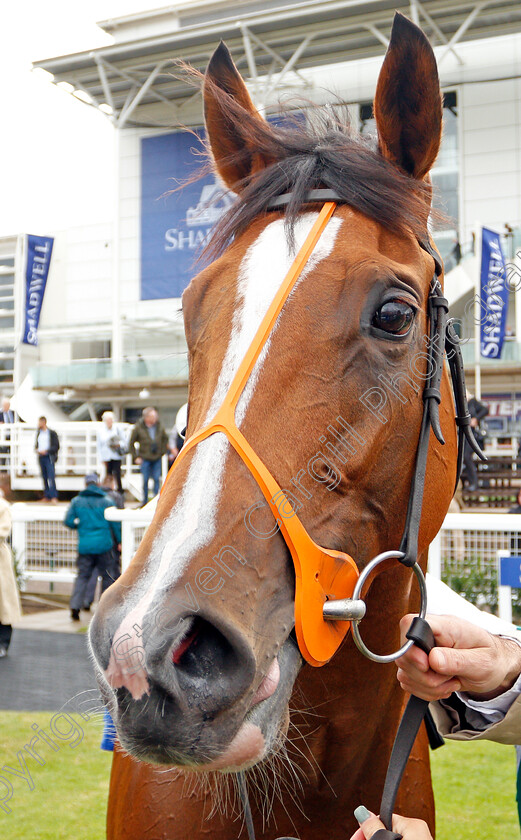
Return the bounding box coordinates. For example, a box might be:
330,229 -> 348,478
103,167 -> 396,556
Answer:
396,614 -> 521,701
135,457 -> 142,465
350,806 -> 432,839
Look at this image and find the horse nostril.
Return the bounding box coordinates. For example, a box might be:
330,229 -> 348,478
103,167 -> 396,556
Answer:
172,617 -> 237,679
172,623 -> 200,665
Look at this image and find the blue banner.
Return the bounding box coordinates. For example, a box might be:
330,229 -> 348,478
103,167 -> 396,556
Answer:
23,234 -> 54,346
480,227 -> 509,358
499,556 -> 521,589
141,129 -> 233,300
140,115 -> 301,300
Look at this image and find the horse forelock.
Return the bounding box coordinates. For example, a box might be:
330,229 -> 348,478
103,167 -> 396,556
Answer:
194,76 -> 436,261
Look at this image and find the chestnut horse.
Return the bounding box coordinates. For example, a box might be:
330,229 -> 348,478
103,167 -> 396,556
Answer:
90,14 -> 458,839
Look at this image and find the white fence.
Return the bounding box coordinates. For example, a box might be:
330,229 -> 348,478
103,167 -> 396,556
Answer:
12,504 -> 79,583
105,506 -> 153,572
12,507 -> 521,609
0,422 -> 168,500
11,503 -> 154,585
429,513 -> 521,580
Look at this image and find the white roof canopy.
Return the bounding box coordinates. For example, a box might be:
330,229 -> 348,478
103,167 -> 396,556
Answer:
33,0 -> 521,128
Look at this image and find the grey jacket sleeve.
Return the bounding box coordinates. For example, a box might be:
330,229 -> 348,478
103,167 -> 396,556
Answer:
431,682 -> 521,745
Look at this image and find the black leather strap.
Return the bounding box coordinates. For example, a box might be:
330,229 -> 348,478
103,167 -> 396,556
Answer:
267,189 -> 342,209
379,695 -> 430,832
406,615 -> 435,653
445,322 -> 487,489
379,617 -> 436,833
371,831 -> 402,840
398,404 -> 431,568
398,286 -> 451,567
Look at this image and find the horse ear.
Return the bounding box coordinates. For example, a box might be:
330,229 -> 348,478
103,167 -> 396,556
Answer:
374,13 -> 442,180
204,42 -> 272,190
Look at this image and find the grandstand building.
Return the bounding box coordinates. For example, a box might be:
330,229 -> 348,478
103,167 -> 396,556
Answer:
6,0 -> 521,443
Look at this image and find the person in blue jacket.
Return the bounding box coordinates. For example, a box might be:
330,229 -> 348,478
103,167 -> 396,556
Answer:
66,472 -> 121,621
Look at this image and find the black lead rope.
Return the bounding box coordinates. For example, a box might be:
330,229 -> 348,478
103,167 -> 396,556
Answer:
239,772 -> 298,840
238,772 -> 257,840
377,617 -> 437,837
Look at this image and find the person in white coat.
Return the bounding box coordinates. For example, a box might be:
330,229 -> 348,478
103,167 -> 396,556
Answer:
0,490 -> 21,657
96,411 -> 126,494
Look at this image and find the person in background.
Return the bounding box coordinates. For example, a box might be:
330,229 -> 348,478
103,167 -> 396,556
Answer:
82,474 -> 125,612
102,473 -> 124,510
508,487 -> 521,554
462,392 -> 488,491
0,398 -> 14,424
0,489 -> 21,658
0,397 -> 14,471
129,407 -> 169,506
101,474 -> 123,579
66,472 -> 121,621
168,425 -> 184,467
168,403 -> 187,467
34,416 -> 59,503
96,410 -> 125,494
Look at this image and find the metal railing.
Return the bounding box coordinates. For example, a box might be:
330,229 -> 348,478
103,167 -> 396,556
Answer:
428,512 -> 521,581
12,503 -> 155,586
12,504 -> 78,583
461,338 -> 521,367
0,422 -> 167,498
12,507 -> 521,610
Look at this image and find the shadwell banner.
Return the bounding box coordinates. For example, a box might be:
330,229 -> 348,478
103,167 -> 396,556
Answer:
480,226 -> 508,358
22,234 -> 54,346
140,129 -> 232,301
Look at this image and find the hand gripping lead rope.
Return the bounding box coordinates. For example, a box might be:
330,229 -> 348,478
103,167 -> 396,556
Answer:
378,616 -> 438,834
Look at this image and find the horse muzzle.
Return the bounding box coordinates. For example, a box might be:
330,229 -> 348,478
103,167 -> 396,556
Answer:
89,599 -> 300,769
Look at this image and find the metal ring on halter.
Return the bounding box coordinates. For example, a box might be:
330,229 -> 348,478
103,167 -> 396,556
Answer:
350,550 -> 428,664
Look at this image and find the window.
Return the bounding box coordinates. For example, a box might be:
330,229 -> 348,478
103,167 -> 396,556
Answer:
71,340 -> 111,361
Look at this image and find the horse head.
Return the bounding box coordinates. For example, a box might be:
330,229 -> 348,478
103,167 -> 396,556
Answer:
90,13 -> 457,800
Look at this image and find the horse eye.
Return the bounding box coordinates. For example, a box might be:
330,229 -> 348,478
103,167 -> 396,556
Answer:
372,299 -> 415,336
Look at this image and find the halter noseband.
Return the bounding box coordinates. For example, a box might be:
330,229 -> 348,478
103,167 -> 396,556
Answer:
165,195 -> 484,669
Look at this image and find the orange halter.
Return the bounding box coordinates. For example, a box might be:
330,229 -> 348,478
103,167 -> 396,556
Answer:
165,202 -> 358,667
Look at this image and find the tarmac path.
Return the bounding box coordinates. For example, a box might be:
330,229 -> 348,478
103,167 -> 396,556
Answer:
0,624 -> 100,713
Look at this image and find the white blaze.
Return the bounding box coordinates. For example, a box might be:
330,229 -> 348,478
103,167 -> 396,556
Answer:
102,212 -> 342,695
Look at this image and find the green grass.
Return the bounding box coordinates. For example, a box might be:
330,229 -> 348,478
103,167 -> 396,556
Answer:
432,739 -> 519,839
0,711 -> 111,840
0,712 -> 518,838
